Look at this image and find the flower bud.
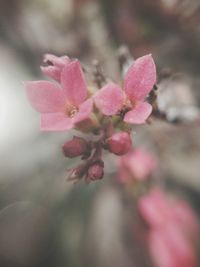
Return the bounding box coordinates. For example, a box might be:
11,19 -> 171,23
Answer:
85,161 -> 104,183
67,163 -> 87,182
106,132 -> 132,155
62,136 -> 90,158
40,54 -> 70,81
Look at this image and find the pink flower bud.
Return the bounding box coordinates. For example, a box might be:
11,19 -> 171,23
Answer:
62,136 -> 90,158
40,54 -> 70,81
106,132 -> 132,155
85,161 -> 104,183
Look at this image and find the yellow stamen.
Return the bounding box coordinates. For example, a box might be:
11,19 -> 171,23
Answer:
65,104 -> 79,118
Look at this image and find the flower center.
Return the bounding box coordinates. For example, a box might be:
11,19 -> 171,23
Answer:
124,98 -> 133,109
65,104 -> 79,118
117,98 -> 133,117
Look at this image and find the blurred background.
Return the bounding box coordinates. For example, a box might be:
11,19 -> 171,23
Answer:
0,0 -> 200,266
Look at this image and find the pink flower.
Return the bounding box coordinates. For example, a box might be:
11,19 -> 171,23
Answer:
118,148 -> 157,183
40,54 -> 70,82
94,54 -> 156,124
106,131 -> 132,155
25,60 -> 93,131
138,189 -> 199,267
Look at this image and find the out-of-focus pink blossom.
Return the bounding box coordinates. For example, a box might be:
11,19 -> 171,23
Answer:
138,189 -> 199,235
138,189 -> 199,267
172,200 -> 200,242
106,131 -> 132,155
149,227 -> 198,267
138,188 -> 172,227
40,54 -> 70,82
94,55 -> 156,124
25,60 -> 93,131
62,136 -> 91,158
118,148 -> 157,183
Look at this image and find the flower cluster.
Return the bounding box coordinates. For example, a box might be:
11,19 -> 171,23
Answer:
25,52 -> 200,266
138,189 -> 199,267
25,53 -> 156,182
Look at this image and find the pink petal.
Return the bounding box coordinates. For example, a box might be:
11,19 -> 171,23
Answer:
94,83 -> 124,115
149,228 -> 198,267
25,81 -> 65,113
172,201 -> 199,241
124,54 -> 156,101
124,102 -> 152,124
138,189 -> 171,227
41,113 -> 73,131
61,60 -> 87,106
73,99 -> 93,124
40,66 -> 61,82
149,230 -> 174,267
41,54 -> 70,81
43,54 -> 70,68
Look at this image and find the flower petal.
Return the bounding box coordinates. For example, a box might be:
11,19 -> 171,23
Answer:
138,189 -> 171,226
41,54 -> 70,81
124,102 -> 152,124
124,54 -> 156,101
73,99 -> 93,124
40,66 -> 61,82
43,54 -> 70,68
94,83 -> 124,115
61,60 -> 87,106
41,113 -> 73,131
25,81 -> 65,113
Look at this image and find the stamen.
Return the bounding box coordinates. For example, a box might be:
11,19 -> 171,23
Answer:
117,98 -> 133,117
65,104 -> 79,118
69,106 -> 78,118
